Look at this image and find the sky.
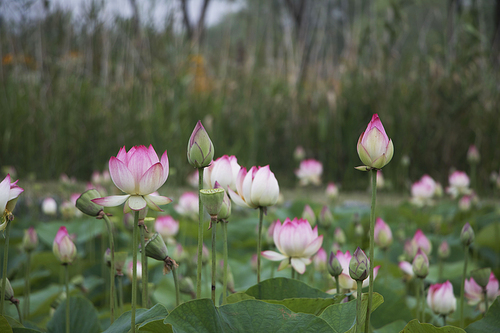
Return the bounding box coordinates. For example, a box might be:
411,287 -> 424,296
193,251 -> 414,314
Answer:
1,0 -> 245,31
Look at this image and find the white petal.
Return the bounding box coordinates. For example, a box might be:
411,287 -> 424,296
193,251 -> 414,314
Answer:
92,195 -> 130,207
127,195 -> 147,211
291,258 -> 306,274
261,251 -> 288,262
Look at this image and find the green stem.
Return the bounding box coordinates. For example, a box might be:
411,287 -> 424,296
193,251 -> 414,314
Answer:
65,264 -> 70,333
24,251 -> 31,320
421,278 -> 425,323
172,266 -> 180,307
211,217 -> 217,304
356,280 -> 363,333
442,315 -> 447,326
118,276 -> 123,315
438,258 -> 443,282
1,220 -> 12,315
460,244 -> 469,328
291,267 -> 296,280
15,302 -> 22,325
365,169 -> 377,333
102,214 -> 115,323
131,211 -> 139,333
222,221 -> 228,305
257,207 -> 264,283
416,277 -> 421,322
196,168 -> 205,298
483,288 -> 488,316
471,163 -> 477,191
335,276 -> 340,295
140,225 -> 147,308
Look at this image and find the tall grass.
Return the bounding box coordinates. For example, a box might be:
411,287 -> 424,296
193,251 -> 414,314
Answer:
0,0 -> 499,190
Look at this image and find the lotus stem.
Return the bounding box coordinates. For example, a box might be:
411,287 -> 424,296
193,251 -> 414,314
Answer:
196,168 -> 205,298
1,220 -> 12,315
65,264 -> 70,333
222,220 -> 228,305
420,278 -> 425,323
211,216 -> 217,304
483,287 -> 488,316
102,214 -> 115,323
365,168 -> 377,333
24,251 -> 31,320
118,275 -> 124,315
15,302 -> 22,324
460,244 -> 469,328
356,280 -> 363,333
335,276 -> 340,295
257,207 -> 264,283
172,266 -> 180,307
131,210 -> 139,333
416,278 -> 420,321
139,224 -> 147,308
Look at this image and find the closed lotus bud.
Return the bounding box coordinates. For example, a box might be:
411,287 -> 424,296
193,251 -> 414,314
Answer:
302,205 -> 316,226
320,206 -> 334,228
328,251 -> 343,277
76,190 -> 104,217
334,227 -> 346,245
200,188 -> 224,217
53,226 -> 77,264
114,252 -> 128,276
22,226 -> 38,252
427,281 -> 456,316
325,183 -> 339,200
374,217 -> 393,250
214,182 -> 231,220
187,120 -> 214,168
104,248 -> 111,267
412,249 -> 429,278
145,232 -> 168,261
4,278 -> 14,301
180,276 -> 195,296
467,145 -> 480,164
471,268 -> 492,288
349,247 -> 369,282
42,197 -> 58,216
461,222 -> 475,246
293,146 -> 306,161
356,114 -> 394,171
438,241 -> 450,259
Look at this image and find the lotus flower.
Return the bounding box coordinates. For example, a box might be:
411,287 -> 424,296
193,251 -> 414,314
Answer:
427,281 -> 456,316
22,227 -> 38,252
356,114 -> 394,170
412,229 -> 432,256
155,215 -> 179,240
399,261 -> 414,278
203,155 -> 241,191
465,273 -> 500,310
325,182 -> 339,200
174,192 -> 198,219
228,165 -> 279,209
446,171 -> 471,198
331,250 -> 380,290
0,174 -> 23,226
467,145 -> 480,164
410,175 -> 437,207
261,218 -> 323,274
53,226 -> 77,264
295,159 -> 323,186
42,197 -> 57,216
92,145 -> 172,212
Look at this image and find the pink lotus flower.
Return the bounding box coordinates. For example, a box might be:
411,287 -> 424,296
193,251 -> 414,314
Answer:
155,215 -> 179,239
411,175 -> 437,207
374,217 -> 392,249
0,174 -> 23,223
174,192 -> 198,219
446,171 -> 471,198
412,229 -> 432,256
465,273 -> 500,308
92,145 -> 172,212
204,155 -> 241,191
53,226 -> 77,264
22,227 -> 38,252
261,218 -> 323,274
228,165 -> 279,209
427,281 -> 456,315
313,247 -> 327,271
295,159 -> 323,186
333,250 -> 380,290
325,182 -> 339,200
356,114 -> 394,170
399,261 -> 414,278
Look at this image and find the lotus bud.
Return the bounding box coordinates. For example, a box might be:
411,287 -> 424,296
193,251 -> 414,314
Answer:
187,120 -> 214,168
200,188 -> 224,218
427,281 -> 456,315
180,276 -> 195,296
42,197 -> 58,216
334,227 -> 346,245
301,205 -> 316,226
320,206 -> 334,228
374,217 -> 393,250
467,145 -> 480,164
412,249 -> 429,279
53,226 -> 77,264
471,268 -> 492,288
214,182 -> 231,220
325,183 -> 339,200
76,189 -> 103,216
328,251 -> 343,277
104,248 -> 111,267
293,146 -> 306,161
114,252 -> 128,276
22,226 -> 38,252
460,222 -> 475,246
356,114 -> 394,171
438,241 -> 450,260
349,247 -> 369,281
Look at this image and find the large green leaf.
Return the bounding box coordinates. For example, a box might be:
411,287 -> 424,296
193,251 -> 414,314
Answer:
0,316 -> 13,333
245,277 -> 334,300
104,304 -> 169,333
400,319 -> 466,333
160,298 -> 334,333
46,296 -> 100,333
465,297 -> 500,333
374,320 -> 407,333
475,222 -> 500,251
138,319 -> 173,333
13,329 -> 43,333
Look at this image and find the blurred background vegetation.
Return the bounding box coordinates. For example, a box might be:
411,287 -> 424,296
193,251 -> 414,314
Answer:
1,0 -> 500,190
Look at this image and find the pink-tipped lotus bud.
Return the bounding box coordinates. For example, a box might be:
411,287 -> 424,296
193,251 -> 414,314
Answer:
374,217 -> 393,250
320,206 -> 334,228
301,205 -> 316,226
438,241 -> 450,259
53,226 -> 77,264
349,247 -> 370,281
328,251 -> 343,277
76,189 -> 103,217
412,249 -> 429,278
467,145 -> 480,164
356,114 -> 394,171
22,226 -> 38,252
427,281 -> 456,315
187,120 -> 214,168
334,227 -> 346,245
461,222 -> 475,246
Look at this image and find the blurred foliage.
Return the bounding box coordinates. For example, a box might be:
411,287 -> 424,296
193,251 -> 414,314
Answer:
0,0 -> 499,191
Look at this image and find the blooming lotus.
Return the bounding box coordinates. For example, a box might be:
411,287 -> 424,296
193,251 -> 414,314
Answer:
295,159 -> 323,186
53,226 -> 77,264
374,217 -> 392,249
174,192 -> 198,219
228,165 -> 279,209
203,155 -> 241,191
330,250 -> 380,290
356,114 -> 394,170
155,215 -> 179,240
261,218 -> 323,274
427,281 -> 456,316
465,272 -> 500,311
92,145 -> 172,212
0,174 -> 23,225
446,171 -> 471,198
411,175 -> 437,207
